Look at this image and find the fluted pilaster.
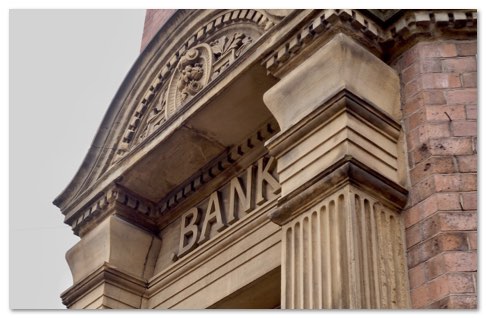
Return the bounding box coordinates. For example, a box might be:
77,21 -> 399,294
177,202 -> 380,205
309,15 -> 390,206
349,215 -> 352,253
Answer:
281,186 -> 409,309
264,33 -> 410,309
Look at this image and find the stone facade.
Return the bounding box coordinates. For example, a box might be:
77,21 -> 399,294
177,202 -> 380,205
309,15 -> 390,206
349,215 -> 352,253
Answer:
53,9 -> 477,309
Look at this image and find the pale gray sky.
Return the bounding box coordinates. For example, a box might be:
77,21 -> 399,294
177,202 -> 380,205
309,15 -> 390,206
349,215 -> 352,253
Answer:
9,9 -> 146,309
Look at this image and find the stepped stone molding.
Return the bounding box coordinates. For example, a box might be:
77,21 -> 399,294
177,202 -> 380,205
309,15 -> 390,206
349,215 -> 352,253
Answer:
267,92 -> 402,198
269,158 -> 408,227
264,9 -> 477,78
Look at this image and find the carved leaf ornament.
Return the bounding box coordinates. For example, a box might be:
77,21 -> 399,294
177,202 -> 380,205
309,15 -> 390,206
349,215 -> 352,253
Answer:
210,33 -> 252,79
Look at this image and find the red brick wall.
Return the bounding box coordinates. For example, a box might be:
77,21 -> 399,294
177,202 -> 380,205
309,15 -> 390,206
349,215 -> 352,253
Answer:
394,40 -> 477,309
140,9 -> 177,52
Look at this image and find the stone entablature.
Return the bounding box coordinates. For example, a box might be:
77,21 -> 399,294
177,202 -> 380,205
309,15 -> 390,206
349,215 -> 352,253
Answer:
176,155 -> 280,258
55,9 -> 477,309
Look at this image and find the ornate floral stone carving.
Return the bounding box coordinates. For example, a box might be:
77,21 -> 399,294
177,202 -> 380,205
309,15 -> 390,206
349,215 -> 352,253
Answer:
177,51 -> 205,101
166,44 -> 213,117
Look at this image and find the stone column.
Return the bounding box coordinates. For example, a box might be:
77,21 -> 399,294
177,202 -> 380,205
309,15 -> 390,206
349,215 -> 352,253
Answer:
263,33 -> 411,309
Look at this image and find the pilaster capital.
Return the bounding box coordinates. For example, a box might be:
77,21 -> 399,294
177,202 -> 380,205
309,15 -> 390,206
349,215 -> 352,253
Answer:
61,262 -> 148,308
268,157 -> 408,226
263,34 -> 405,215
62,214 -> 161,308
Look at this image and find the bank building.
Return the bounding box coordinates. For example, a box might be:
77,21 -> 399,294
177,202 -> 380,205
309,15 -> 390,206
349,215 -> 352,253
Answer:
53,9 -> 478,309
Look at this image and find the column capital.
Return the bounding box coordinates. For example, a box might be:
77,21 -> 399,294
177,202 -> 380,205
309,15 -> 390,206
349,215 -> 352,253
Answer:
263,34 -> 405,204
269,157 -> 408,226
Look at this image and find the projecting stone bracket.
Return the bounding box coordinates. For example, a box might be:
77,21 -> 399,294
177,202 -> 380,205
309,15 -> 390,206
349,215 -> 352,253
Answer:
63,215 -> 161,308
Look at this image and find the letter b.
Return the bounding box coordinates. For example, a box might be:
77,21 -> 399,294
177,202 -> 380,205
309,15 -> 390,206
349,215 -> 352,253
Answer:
178,207 -> 200,258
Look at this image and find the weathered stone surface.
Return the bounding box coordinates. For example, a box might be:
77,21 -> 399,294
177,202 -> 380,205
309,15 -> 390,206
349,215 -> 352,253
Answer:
54,9 -> 477,309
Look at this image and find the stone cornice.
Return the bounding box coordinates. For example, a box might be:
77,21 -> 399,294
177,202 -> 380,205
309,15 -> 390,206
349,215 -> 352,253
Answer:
66,120 -> 278,236
264,9 -> 477,77
382,9 -> 477,61
264,9 -> 385,77
66,184 -> 157,236
360,9 -> 403,25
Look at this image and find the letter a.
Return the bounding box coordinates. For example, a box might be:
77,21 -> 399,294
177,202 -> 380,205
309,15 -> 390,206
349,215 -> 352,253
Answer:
198,191 -> 227,244
227,166 -> 253,224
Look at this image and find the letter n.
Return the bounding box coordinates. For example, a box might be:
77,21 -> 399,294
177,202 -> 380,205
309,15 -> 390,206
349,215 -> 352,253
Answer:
256,156 -> 281,205
227,166 -> 253,224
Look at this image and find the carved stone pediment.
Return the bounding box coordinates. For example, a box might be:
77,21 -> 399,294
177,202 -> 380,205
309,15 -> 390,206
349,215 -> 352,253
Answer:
54,9 -> 283,224
112,11 -> 273,163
